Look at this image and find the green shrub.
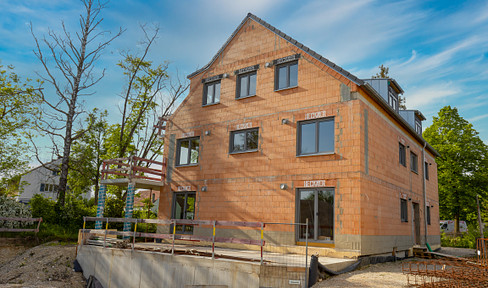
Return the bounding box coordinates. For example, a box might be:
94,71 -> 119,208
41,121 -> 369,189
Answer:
0,195 -> 33,228
441,223 -> 483,249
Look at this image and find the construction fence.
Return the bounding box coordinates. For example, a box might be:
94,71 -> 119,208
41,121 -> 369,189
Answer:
80,217 -> 309,269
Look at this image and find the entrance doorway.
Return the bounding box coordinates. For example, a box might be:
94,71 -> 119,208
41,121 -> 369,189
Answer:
172,191 -> 196,234
413,202 -> 421,245
297,188 -> 334,241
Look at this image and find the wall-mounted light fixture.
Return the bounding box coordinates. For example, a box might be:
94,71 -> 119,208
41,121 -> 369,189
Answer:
201,186 -> 207,192
222,73 -> 229,78
408,197 -> 412,201
406,145 -> 410,149
265,62 -> 273,68
280,183 -> 287,190
430,205 -> 434,208
205,130 -> 211,136
281,119 -> 289,125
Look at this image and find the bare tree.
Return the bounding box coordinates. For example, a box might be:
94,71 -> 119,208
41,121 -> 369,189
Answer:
30,0 -> 123,206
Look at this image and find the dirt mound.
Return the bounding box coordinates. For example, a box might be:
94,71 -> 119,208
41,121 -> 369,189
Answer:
0,240 -> 85,287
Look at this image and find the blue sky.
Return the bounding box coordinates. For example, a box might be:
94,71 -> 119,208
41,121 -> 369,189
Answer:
1,0 -> 488,153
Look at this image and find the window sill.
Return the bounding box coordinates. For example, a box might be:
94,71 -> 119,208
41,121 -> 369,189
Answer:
274,85 -> 298,92
235,94 -> 256,100
202,102 -> 220,107
297,152 -> 335,157
401,221 -> 409,223
229,149 -> 258,155
175,164 -> 199,168
411,170 -> 418,174
400,163 -> 406,167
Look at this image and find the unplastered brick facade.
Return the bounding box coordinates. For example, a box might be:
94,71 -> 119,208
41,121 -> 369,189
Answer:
158,13 -> 440,256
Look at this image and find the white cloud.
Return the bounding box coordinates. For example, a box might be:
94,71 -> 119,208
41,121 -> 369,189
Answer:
406,83 -> 461,108
469,113 -> 488,123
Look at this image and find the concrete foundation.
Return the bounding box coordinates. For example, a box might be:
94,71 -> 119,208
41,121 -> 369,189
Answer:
77,245 -> 313,288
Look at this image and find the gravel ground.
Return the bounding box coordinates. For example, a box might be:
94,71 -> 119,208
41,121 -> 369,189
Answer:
0,239 -> 85,288
0,239 -> 478,288
315,247 -> 477,288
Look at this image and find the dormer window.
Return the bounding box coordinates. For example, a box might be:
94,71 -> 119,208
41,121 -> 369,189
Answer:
388,87 -> 398,112
415,118 -> 422,135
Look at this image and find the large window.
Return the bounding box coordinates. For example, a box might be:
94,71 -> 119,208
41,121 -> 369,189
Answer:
399,143 -> 406,166
203,81 -> 221,106
297,188 -> 334,241
401,199 -> 408,222
275,61 -> 298,90
172,192 -> 196,234
297,118 -> 334,156
230,128 -> 258,153
410,152 -> 418,173
176,137 -> 200,166
40,183 -> 59,193
236,72 -> 256,99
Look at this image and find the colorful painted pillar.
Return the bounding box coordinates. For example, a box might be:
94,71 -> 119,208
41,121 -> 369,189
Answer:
123,181 -> 136,233
95,184 -> 107,229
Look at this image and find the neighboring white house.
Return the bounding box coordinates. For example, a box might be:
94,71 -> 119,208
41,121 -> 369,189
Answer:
17,159 -> 91,203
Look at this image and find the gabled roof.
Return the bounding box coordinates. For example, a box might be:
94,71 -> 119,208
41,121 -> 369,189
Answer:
185,13 -> 439,157
187,13 -> 364,86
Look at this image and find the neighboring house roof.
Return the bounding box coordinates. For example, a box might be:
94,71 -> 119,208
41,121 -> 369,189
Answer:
22,158 -> 62,175
185,12 -> 439,157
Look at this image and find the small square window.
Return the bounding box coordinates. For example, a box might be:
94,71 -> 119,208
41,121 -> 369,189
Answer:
236,72 -> 257,99
410,152 -> 418,173
426,206 -> 431,225
297,118 -> 334,156
275,61 -> 298,90
176,137 -> 200,166
203,81 -> 221,106
401,199 -> 408,222
230,128 -> 258,153
425,162 -> 429,180
399,143 -> 406,166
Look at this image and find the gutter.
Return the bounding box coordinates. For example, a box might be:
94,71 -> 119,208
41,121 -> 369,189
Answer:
422,142 -> 428,245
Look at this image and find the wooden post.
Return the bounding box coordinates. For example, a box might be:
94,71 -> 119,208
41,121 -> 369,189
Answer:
478,195 -> 484,238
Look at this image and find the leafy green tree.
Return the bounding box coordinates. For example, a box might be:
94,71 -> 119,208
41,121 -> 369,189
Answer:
69,109 -> 108,204
423,106 -> 488,233
0,63 -> 40,179
103,26 -> 188,215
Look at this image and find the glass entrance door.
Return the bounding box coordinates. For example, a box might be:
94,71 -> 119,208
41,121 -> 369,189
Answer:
298,188 -> 334,241
172,192 -> 196,234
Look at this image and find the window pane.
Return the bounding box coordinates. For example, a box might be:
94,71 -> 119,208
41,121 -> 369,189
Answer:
318,120 -> 334,153
299,190 -> 314,239
174,194 -> 185,219
249,73 -> 256,96
317,188 -> 334,240
300,122 -> 316,154
178,140 -> 189,165
214,82 -> 220,103
239,75 -> 248,98
185,194 -> 195,220
232,132 -> 246,152
190,139 -> 199,164
206,84 -> 214,104
246,130 -> 258,150
289,63 -> 298,87
278,66 -> 287,89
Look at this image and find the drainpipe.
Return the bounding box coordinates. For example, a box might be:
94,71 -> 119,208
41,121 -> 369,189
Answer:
422,142 -> 428,246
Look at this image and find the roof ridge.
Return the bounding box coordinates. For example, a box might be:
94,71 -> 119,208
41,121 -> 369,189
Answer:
187,13 -> 363,85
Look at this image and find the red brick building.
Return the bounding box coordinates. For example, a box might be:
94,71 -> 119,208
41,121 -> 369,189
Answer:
158,13 -> 440,256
